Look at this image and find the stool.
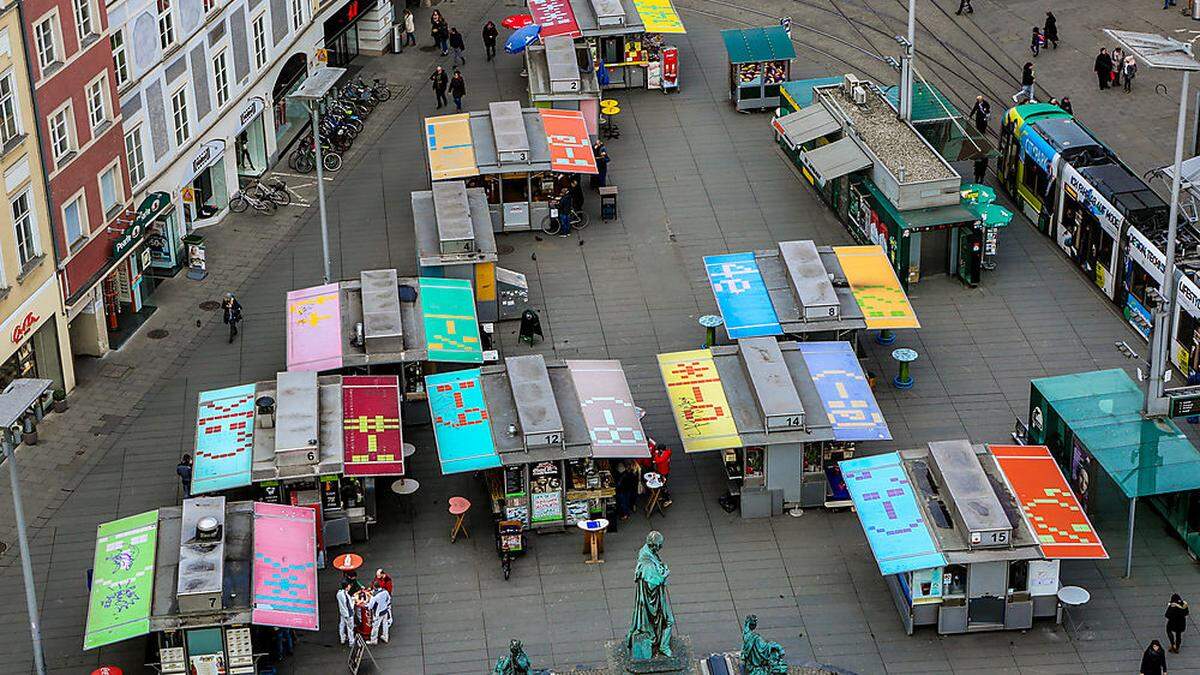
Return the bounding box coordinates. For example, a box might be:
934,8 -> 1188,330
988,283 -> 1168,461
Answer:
875,329 -> 897,345
892,348 -> 918,389
699,314 -> 724,348
600,100 -> 621,139
578,518 -> 609,564
644,472 -> 667,518
449,496 -> 471,542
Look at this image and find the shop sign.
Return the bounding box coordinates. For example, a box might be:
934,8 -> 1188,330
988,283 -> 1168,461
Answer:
1063,164 -> 1122,238
320,474 -> 341,511
9,311 -> 38,344
0,277 -> 54,360
1127,226 -> 1166,285
1178,273 -> 1200,320
316,48 -> 328,63
236,96 -> 266,134
180,187 -> 195,203
112,191 -> 172,259
187,139 -> 226,182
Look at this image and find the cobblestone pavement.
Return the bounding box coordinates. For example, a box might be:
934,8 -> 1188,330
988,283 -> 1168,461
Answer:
1,1 -> 1199,673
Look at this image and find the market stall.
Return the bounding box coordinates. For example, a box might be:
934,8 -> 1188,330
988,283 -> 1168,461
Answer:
524,36 -> 603,134
841,441 -> 1106,635
412,181 -> 501,322
722,26 -> 795,111
544,0 -> 686,91
425,102 -> 598,232
83,498 -> 318,673
658,338 -> 889,517
426,355 -> 648,529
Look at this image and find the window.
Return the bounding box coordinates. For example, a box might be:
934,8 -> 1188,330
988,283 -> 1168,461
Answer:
86,76 -> 108,131
158,0 -> 175,50
48,107 -> 72,160
11,191 -> 37,268
252,15 -> 267,69
63,195 -> 85,246
111,32 -> 128,88
290,0 -> 305,31
125,126 -> 145,187
203,0 -> 216,12
170,87 -> 188,145
33,17 -> 57,70
99,164 -> 120,214
0,71 -> 21,145
213,50 -> 228,107
73,0 -> 95,41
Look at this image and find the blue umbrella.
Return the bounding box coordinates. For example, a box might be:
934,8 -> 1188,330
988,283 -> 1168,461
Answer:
505,24 -> 541,54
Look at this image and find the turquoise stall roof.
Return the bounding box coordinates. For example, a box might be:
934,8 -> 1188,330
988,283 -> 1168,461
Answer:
880,81 -> 961,123
721,26 -> 797,64
780,77 -> 842,109
1032,369 -> 1200,498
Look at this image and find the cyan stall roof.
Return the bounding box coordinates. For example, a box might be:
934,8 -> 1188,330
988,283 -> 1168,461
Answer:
1032,369 -> 1200,498
780,77 -> 842,109
881,81 -> 961,123
722,26 -> 797,64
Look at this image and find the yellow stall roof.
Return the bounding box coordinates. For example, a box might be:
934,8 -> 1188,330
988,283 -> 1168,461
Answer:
833,246 -> 920,330
425,113 -> 478,180
658,349 -> 741,453
633,0 -> 686,34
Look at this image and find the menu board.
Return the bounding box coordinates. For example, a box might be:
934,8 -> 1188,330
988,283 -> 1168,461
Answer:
504,466 -> 525,497
531,491 -> 563,523
505,502 -> 529,523
567,499 -> 590,524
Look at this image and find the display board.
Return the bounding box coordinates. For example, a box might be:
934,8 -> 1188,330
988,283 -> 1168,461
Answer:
840,453 -> 947,575
342,375 -> 404,476
797,341 -> 891,441
832,246 -> 920,329
419,277 -> 483,363
632,0 -> 686,33
425,113 -> 478,180
703,252 -> 782,339
427,369 -> 501,473
658,349 -> 742,453
84,510 -> 159,650
286,282 -> 343,372
252,502 -> 319,630
540,110 -> 597,174
566,359 -> 648,458
193,383 -> 257,494
531,490 -> 563,523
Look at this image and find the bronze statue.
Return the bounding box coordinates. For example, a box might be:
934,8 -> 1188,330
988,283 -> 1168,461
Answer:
626,530 -> 675,660
741,615 -> 787,674
493,639 -> 531,675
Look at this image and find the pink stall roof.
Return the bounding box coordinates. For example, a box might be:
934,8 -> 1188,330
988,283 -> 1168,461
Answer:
252,502 -> 319,631
566,359 -> 649,458
286,283 -> 343,372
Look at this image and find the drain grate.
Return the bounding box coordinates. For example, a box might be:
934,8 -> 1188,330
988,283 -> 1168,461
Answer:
147,329 -> 169,339
498,244 -> 515,255
199,300 -> 221,311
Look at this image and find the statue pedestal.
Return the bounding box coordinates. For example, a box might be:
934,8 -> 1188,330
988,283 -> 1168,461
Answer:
606,635 -> 693,673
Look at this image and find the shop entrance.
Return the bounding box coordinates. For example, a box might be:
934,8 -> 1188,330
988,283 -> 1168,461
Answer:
967,561 -> 1007,628
323,0 -> 376,68
273,54 -> 309,154
104,249 -> 158,349
0,321 -> 63,392
235,97 -> 268,178
183,148 -> 228,230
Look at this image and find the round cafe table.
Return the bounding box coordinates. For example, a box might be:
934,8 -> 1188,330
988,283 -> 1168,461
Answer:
699,314 -> 724,348
644,472 -> 667,518
403,442 -> 416,458
577,518 -> 609,564
391,478 -> 420,521
332,552 -> 363,572
1057,585 -> 1091,634
892,348 -> 919,389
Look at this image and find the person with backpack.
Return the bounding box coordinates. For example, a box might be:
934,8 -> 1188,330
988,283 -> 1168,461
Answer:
222,293 -> 243,343
1123,54 -> 1138,93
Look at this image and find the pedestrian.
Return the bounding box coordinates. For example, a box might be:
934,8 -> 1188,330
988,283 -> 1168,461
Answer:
955,0 -> 972,14
402,9 -> 416,47
430,66 -> 448,109
1013,62 -> 1035,103
570,176 -> 584,211
973,156 -> 988,184
1167,594 -> 1189,652
367,585 -> 392,644
969,95 -> 991,134
482,21 -> 498,61
176,454 -> 193,498
615,461 -> 639,521
1060,96 -> 1073,115
1031,27 -> 1043,57
449,69 -> 466,111
430,10 -> 449,55
373,568 -> 394,595
1123,55 -> 1138,93
449,27 -> 465,65
1043,11 -> 1058,49
336,581 -> 355,645
273,627 -> 295,661
1165,0 -> 1177,10
594,141 -> 610,188
1111,47 -> 1125,86
556,187 -> 574,237
222,292 -> 242,343
1094,48 -> 1112,90
1141,639 -> 1168,675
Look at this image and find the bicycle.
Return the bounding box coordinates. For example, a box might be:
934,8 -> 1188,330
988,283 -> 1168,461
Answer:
540,207 -> 589,235
229,189 -> 277,214
250,177 -> 291,206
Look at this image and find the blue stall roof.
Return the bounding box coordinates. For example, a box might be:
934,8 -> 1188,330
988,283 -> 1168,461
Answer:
798,342 -> 890,442
703,252 -> 782,339
722,26 -> 797,64
841,452 -> 947,575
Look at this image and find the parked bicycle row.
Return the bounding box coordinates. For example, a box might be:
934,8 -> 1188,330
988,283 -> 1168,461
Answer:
287,76 -> 393,175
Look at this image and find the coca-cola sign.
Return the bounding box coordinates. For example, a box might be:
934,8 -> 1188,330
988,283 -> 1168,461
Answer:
10,311 -> 38,344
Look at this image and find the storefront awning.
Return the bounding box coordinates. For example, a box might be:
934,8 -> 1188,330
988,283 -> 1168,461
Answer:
721,26 -> 796,64
566,359 -> 649,459
800,137 -> 871,185
342,376 -> 404,476
427,369 -> 502,474
991,445 -> 1107,560
772,106 -> 839,150
841,453 -> 948,575
193,384 -> 258,494
658,349 -> 742,453
252,502 -> 319,630
419,277 -> 483,363
703,251 -> 782,339
84,510 -> 160,650
832,246 -> 920,330
286,282 -> 343,372
797,342 -> 890,441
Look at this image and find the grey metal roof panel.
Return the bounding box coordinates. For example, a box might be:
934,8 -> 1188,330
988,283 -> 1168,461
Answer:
569,0 -> 644,35
489,101 -> 531,164
525,44 -> 602,100
414,187 -> 497,267
753,248 -> 866,335
801,136 -> 872,183
778,240 -> 840,322
274,371 -> 320,456
711,342 -> 835,445
251,377 -> 345,481
738,336 -> 805,432
480,361 -> 589,458
151,502 -> 253,630
775,107 -> 839,149
360,269 -> 403,355
507,354 -> 565,447
468,109 -> 551,174
339,276 -> 426,368
432,180 -> 474,244
545,35 -> 582,93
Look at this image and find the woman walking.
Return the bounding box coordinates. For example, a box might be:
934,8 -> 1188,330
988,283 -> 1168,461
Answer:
1043,11 -> 1058,49
1111,46 -> 1125,86
431,10 -> 449,55
1141,639 -> 1168,675
1167,594 -> 1189,653
1013,62 -> 1035,103
482,21 -> 498,61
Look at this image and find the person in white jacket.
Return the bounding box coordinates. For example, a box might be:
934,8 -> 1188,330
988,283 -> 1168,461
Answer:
336,581 -> 356,645
367,587 -> 392,644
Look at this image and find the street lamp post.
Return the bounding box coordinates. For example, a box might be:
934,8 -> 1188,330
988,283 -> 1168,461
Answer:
288,66 -> 347,284
897,0 -> 917,121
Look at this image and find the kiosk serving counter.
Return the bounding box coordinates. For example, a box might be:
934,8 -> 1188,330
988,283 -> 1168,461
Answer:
841,441 -> 1106,635
426,355 -> 648,528
525,36 -> 602,134
658,338 -> 889,517
83,498 -> 319,674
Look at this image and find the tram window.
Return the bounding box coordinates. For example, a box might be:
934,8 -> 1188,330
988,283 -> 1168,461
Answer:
1096,227 -> 1115,272
1127,262 -> 1153,302
1021,156 -> 1050,198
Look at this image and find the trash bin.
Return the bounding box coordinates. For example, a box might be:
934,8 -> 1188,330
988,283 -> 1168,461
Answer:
256,396 -> 276,429
599,186 -> 618,221
392,24 -> 403,52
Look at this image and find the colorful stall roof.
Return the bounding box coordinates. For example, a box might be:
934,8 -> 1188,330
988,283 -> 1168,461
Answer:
84,510 -> 159,650
540,109 -> 598,174
566,359 -> 649,458
703,252 -> 782,339
426,113 -> 478,180
798,342 -> 890,441
658,349 -> 742,453
252,502 -> 319,630
286,283 -> 343,372
832,246 -> 920,330
342,375 -> 404,476
193,384 -> 257,494
841,453 -> 947,575
427,369 -> 501,474
419,276 -> 483,363
528,0 -> 581,39
633,0 -> 686,34
991,445 -> 1108,559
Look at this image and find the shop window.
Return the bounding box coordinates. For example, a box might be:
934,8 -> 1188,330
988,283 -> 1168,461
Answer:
252,15 -> 267,69
943,564 -> 967,596
203,0 -> 216,13
0,70 -> 20,145
48,106 -> 73,162
125,126 -> 145,187
63,194 -> 85,246
213,50 -> 229,107
73,0 -> 96,42
12,190 -> 38,268
157,0 -> 175,51
111,32 -> 128,88
1008,560 -> 1028,593
235,118 -> 266,177
86,75 -> 109,132
33,16 -> 59,71
99,164 -> 120,214
170,87 -> 189,146
500,174 -> 528,203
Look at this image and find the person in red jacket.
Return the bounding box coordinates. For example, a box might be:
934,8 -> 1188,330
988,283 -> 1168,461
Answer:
373,568 -> 393,595
639,441 -> 674,509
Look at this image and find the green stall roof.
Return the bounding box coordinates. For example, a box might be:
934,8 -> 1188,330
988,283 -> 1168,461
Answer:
880,81 -> 961,123
722,26 -> 797,64
780,77 -> 841,110
861,180 -> 976,231
1032,369 -> 1200,498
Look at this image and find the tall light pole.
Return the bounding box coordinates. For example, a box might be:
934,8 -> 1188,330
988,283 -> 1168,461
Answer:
288,66 -> 347,284
1104,29 -> 1200,578
0,378 -> 53,674
897,0 -> 916,121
